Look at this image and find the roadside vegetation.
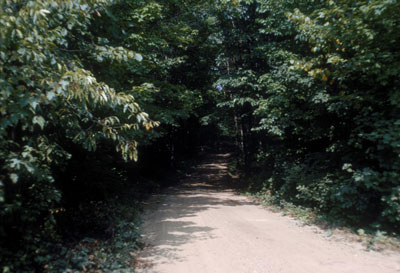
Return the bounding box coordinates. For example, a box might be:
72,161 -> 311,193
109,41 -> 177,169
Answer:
1,0 -> 399,271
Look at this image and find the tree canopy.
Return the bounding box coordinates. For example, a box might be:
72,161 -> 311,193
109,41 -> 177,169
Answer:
1,0 -> 399,271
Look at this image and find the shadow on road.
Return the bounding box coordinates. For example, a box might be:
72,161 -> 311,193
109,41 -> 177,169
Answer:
137,153 -> 252,267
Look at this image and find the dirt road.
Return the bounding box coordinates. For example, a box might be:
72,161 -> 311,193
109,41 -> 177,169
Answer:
136,154 -> 400,273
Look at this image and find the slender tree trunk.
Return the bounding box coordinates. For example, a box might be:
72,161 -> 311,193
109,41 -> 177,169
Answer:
239,118 -> 245,153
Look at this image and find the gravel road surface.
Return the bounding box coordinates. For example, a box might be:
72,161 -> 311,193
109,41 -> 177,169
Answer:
136,154 -> 400,273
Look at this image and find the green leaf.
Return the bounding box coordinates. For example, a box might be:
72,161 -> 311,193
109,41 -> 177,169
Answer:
134,53 -> 143,61
10,173 -> 19,184
32,116 -> 45,129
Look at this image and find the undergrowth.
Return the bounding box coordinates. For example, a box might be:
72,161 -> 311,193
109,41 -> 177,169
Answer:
44,188 -> 143,273
231,172 -> 400,252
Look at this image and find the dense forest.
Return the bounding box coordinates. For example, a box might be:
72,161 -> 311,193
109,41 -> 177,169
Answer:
1,0 -> 399,271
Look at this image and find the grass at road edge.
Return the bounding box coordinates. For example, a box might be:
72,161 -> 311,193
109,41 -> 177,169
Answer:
229,174 -> 400,253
